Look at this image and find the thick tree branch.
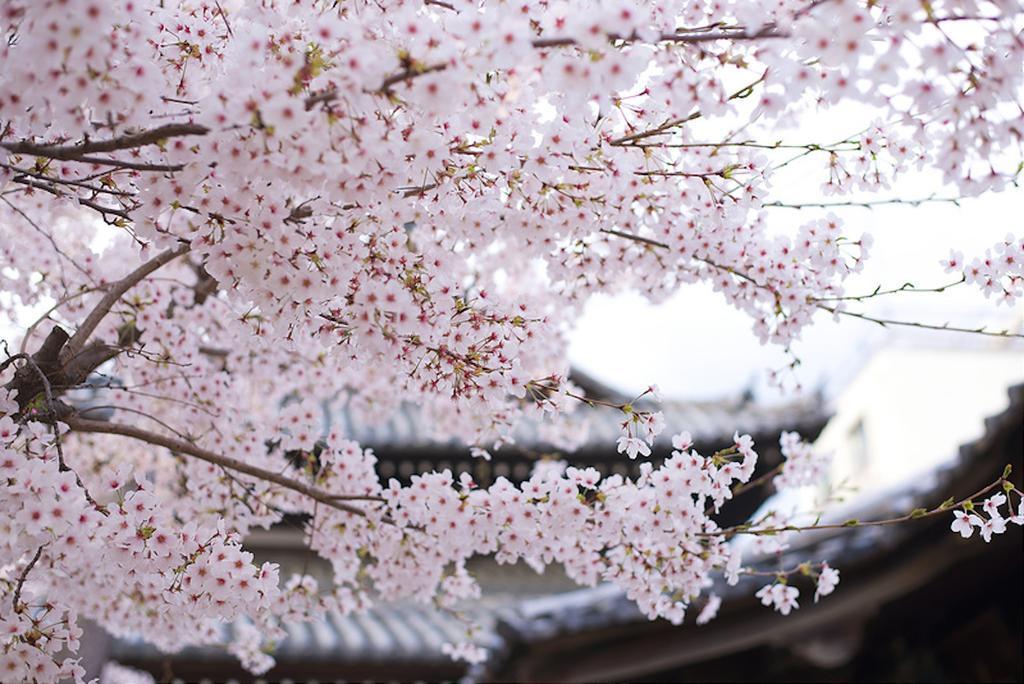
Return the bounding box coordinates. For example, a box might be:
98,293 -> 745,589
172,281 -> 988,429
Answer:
63,416 -> 386,519
62,244 -> 191,363
1,123 -> 210,160
62,338 -> 132,387
3,328 -> 70,408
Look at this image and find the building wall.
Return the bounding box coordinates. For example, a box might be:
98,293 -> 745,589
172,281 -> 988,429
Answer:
816,347 -> 1024,497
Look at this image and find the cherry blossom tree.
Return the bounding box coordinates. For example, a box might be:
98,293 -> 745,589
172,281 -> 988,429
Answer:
1,0 -> 1023,680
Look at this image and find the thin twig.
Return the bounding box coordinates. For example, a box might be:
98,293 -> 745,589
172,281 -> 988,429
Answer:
609,74 -> 767,147
703,475 -> 1009,538
213,0 -> 233,36
77,405 -> 196,442
764,196 -> 964,210
1,196 -> 96,285
815,304 -> 1024,338
2,161 -> 135,196
69,155 -> 186,172
809,275 -> 967,303
4,178 -> 134,220
11,544 -> 46,613
19,287 -> 104,355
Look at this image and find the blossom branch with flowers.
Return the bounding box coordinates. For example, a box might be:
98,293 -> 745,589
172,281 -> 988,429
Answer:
1,0 -> 1023,679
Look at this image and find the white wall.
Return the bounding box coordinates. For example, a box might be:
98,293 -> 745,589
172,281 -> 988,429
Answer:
817,347 -> 1024,496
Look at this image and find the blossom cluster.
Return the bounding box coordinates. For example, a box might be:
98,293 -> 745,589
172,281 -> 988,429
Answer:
0,393 -> 282,680
2,0 -> 1020,424
0,0 -> 1022,679
2,381 -> 850,679
775,430 -> 834,489
951,492 -> 1024,542
752,560 -> 841,616
944,235 -> 1024,306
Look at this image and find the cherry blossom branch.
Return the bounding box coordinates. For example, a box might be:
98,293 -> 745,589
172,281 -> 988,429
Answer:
764,195 -> 965,210
0,123 -> 210,160
814,304 -> 1024,338
809,276 -> 966,303
929,14 -> 1015,24
627,140 -> 860,152
373,30 -> 780,97
77,405 -> 198,442
704,472 -> 1012,539
526,377 -> 645,410
600,227 -> 668,250
3,176 -> 134,221
526,380 -> 607,407
11,544 -> 46,613
67,155 -> 186,172
600,228 -> 1024,339
62,243 -> 191,362
1,161 -> 135,197
531,25 -> 787,49
62,416 -> 386,518
378,63 -> 451,92
635,168 -> 733,179
609,74 -> 767,147
212,0 -> 233,37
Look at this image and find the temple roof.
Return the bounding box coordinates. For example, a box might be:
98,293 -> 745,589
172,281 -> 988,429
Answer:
334,392 -> 827,453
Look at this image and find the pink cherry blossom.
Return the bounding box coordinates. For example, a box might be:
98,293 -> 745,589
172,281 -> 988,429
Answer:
0,0 -> 1021,677
1010,499 -> 1024,526
815,563 -> 840,602
977,515 -> 1008,543
951,510 -> 976,539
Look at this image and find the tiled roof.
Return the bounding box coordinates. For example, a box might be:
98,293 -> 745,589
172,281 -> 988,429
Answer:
336,394 -> 827,452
